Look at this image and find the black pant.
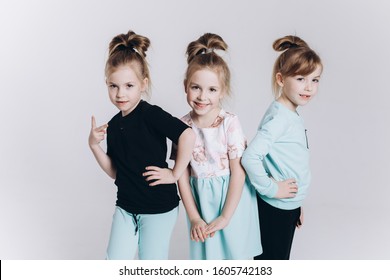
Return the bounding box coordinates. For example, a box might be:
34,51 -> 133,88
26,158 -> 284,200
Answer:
254,195 -> 301,260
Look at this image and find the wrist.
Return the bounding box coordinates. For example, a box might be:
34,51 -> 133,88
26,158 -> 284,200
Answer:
89,142 -> 100,151
189,216 -> 202,223
171,168 -> 180,181
220,213 -> 231,223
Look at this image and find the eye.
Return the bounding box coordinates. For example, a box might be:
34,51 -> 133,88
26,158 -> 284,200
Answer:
210,87 -> 217,93
312,78 -> 320,83
296,77 -> 305,81
126,83 -> 134,89
108,84 -> 117,89
191,85 -> 200,90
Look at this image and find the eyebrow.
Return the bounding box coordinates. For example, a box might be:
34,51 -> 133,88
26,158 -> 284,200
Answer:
107,80 -> 134,85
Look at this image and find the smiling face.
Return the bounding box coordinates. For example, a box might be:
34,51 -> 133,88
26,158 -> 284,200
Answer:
185,69 -> 225,125
106,64 -> 148,116
276,66 -> 322,111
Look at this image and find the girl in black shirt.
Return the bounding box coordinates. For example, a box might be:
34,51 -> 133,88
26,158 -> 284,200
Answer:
88,30 -> 195,260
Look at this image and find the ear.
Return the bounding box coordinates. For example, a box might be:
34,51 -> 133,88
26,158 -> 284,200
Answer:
276,72 -> 284,87
219,89 -> 226,99
141,77 -> 148,92
184,80 -> 188,94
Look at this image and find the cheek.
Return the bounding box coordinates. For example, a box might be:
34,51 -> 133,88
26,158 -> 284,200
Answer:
108,90 -> 115,99
186,90 -> 195,100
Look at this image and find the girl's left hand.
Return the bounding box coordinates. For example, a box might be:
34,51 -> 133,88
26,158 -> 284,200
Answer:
143,166 -> 176,186
204,215 -> 229,237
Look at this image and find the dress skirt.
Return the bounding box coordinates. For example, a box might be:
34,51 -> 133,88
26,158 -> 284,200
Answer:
188,175 -> 262,259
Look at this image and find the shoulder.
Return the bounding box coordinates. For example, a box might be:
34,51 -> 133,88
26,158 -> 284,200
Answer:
107,111 -> 122,126
219,110 -> 242,127
140,100 -> 173,119
262,102 -> 293,125
180,112 -> 193,126
257,102 -> 295,137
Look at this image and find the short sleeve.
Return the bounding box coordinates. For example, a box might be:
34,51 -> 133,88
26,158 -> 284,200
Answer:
226,115 -> 247,159
144,105 -> 189,144
169,114 -> 191,161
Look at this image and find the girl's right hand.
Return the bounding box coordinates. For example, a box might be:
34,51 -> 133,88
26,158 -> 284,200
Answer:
275,178 -> 298,199
89,116 -> 108,148
190,218 -> 208,242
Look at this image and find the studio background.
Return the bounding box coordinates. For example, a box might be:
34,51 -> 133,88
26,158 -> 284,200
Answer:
1,0 -> 389,259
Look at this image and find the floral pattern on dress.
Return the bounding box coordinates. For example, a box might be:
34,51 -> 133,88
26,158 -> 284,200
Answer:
181,109 -> 247,179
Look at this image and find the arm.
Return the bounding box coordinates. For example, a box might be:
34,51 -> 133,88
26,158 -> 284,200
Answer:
178,166 -> 208,242
205,158 -> 245,236
144,128 -> 195,186
172,128 -> 195,179
88,116 -> 116,179
241,117 -> 297,199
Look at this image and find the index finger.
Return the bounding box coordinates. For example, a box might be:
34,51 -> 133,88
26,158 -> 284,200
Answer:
91,115 -> 96,129
145,166 -> 161,171
287,178 -> 297,184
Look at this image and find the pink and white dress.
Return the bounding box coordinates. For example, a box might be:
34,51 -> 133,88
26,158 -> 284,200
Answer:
177,109 -> 262,260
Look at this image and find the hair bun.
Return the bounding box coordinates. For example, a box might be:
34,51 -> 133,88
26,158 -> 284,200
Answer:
109,30 -> 150,58
186,33 -> 228,64
273,35 -> 309,52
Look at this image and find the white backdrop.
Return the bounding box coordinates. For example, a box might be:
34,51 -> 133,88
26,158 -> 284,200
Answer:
1,0 -> 389,259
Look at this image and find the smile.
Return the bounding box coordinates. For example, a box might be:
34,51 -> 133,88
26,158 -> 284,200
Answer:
194,102 -> 209,108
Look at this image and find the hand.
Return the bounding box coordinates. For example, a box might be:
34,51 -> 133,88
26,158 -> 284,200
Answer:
190,218 -> 208,242
89,116 -> 108,148
143,166 -> 177,186
297,207 -> 304,228
204,215 -> 229,237
274,178 -> 298,199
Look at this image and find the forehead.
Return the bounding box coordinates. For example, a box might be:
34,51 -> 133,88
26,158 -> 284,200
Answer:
107,64 -> 140,81
292,64 -> 322,77
189,69 -> 222,85
306,65 -> 322,77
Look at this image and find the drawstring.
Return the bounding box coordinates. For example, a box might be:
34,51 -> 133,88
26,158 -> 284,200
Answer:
131,213 -> 139,235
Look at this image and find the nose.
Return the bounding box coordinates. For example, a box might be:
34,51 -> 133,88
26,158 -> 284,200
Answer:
305,81 -> 312,92
197,90 -> 206,101
116,87 -> 124,97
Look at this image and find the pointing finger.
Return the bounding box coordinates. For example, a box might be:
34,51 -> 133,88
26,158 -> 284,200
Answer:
91,115 -> 96,129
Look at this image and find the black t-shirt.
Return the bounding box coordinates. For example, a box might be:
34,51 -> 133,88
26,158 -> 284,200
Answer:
106,100 -> 189,214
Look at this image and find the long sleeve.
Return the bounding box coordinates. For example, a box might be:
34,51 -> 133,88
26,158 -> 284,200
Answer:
241,114 -> 290,198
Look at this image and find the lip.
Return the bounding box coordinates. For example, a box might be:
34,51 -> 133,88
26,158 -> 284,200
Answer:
299,94 -> 311,99
194,102 -> 209,109
116,101 -> 129,107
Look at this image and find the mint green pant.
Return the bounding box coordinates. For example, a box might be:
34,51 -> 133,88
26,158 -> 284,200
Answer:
106,206 -> 178,260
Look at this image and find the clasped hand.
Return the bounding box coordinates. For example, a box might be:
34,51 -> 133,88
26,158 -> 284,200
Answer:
190,216 -> 229,242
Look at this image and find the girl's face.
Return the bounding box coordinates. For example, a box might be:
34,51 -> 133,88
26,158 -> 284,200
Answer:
276,66 -> 322,111
185,69 -> 225,119
106,65 -> 147,116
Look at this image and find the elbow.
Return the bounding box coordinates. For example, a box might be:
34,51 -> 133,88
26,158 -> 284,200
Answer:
109,170 -> 117,180
241,151 -> 250,169
180,127 -> 195,146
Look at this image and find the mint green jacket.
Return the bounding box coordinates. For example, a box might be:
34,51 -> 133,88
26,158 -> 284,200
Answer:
242,101 -> 311,210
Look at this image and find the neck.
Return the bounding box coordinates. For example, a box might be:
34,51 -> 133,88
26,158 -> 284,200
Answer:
276,96 -> 298,112
191,108 -> 221,128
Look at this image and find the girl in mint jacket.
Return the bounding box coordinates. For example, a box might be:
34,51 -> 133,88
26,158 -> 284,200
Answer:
242,35 -> 323,260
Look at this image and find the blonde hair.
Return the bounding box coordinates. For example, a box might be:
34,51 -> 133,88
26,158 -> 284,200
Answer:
184,33 -> 231,96
272,35 -> 323,97
105,30 -> 151,95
